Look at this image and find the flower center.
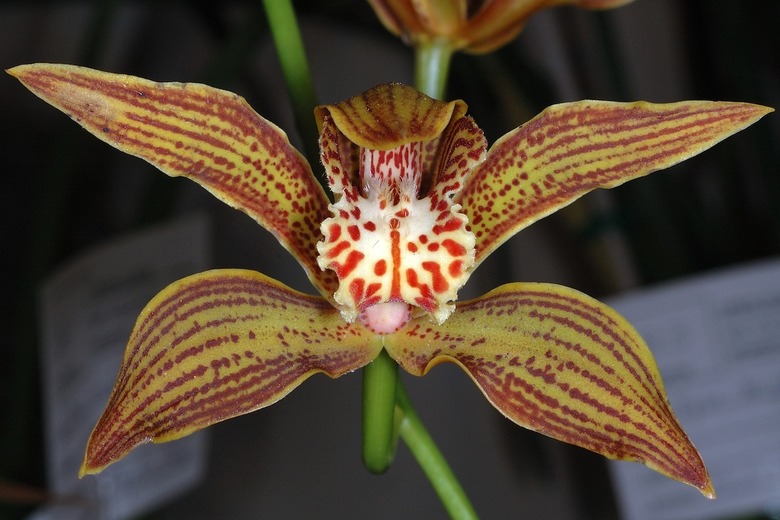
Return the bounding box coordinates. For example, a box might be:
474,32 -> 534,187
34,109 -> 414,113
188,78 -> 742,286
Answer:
317,137 -> 475,329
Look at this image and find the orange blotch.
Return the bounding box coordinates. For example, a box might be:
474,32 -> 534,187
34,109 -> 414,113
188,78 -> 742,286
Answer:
422,261 -> 448,293
448,260 -> 463,277
348,225 -> 361,241
441,238 -> 466,256
338,250 -> 365,278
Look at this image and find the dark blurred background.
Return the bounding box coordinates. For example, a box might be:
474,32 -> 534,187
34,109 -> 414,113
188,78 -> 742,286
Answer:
1,1 -> 778,518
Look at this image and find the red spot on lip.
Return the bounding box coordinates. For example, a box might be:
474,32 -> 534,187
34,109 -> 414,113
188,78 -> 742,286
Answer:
328,223 -> 342,241
422,261 -> 448,293
448,260 -> 463,277
348,225 -> 361,241
433,218 -> 462,235
406,268 -> 419,287
337,250 -> 365,278
327,240 -> 350,259
366,282 -> 382,297
441,239 -> 466,256
374,260 -> 387,276
390,229 -> 402,299
349,278 -> 365,304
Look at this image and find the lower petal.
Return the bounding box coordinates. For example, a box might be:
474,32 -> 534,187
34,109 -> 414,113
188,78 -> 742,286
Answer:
383,282 -> 714,497
82,269 -> 381,475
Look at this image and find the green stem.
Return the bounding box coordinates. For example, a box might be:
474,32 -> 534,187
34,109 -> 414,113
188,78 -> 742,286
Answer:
396,384 -> 479,520
261,0 -> 322,176
415,39 -> 455,99
361,349 -> 399,473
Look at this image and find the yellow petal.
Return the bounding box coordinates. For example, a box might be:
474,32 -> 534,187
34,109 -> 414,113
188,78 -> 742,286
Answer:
314,83 -> 466,150
384,282 -> 714,497
7,63 -> 338,300
458,99 -> 773,267
81,269 -> 381,475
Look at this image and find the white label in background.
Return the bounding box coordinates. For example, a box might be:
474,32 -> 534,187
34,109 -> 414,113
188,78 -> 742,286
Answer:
33,215 -> 211,520
608,258 -> 780,520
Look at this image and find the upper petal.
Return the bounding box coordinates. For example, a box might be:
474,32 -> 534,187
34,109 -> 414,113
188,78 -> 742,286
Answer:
458,100 -> 773,268
384,282 -> 714,496
8,64 -> 338,300
81,269 -> 381,475
314,83 -> 466,150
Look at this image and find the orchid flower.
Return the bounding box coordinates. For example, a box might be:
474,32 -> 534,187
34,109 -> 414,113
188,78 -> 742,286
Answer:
9,64 -> 771,499
367,0 -> 635,54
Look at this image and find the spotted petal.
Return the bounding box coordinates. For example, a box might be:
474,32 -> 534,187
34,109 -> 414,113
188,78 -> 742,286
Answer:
81,269 -> 380,475
8,64 -> 337,300
384,282 -> 714,497
458,100 -> 773,267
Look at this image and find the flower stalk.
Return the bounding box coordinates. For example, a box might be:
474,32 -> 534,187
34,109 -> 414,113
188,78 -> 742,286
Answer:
361,349 -> 398,473
396,384 -> 479,520
415,38 -> 454,100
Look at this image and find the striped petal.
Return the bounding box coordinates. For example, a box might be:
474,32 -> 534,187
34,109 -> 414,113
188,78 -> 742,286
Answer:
314,83 -> 467,150
8,64 -> 337,300
458,100 -> 773,267
384,282 -> 714,496
81,269 -> 381,475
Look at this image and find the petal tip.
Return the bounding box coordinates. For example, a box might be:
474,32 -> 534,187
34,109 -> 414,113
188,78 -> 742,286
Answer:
683,459 -> 716,499
689,458 -> 716,498
79,441 -> 110,477
700,482 -> 716,500
5,64 -> 23,77
78,462 -> 96,479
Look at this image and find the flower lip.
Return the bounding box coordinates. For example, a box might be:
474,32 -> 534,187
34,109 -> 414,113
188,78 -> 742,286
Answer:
315,84 -> 485,325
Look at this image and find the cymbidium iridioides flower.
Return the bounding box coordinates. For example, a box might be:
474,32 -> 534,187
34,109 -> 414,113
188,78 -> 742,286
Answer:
367,0 -> 635,54
10,64 -> 771,496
